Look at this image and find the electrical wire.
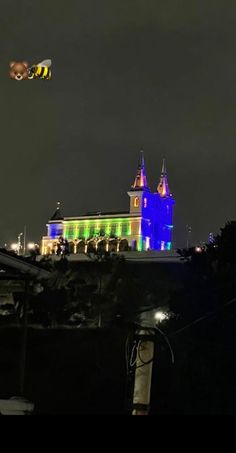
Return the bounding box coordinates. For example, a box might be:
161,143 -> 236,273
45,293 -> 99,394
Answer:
155,325 -> 174,364
129,341 -> 140,367
169,296 -> 236,338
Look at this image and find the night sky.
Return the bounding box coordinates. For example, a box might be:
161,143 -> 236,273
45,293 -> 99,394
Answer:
1,0 -> 236,247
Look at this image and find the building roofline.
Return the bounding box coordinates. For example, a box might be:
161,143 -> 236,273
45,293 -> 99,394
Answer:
48,213 -> 142,223
64,213 -> 141,221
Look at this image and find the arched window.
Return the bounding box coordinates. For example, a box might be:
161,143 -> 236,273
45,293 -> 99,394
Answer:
134,197 -> 139,208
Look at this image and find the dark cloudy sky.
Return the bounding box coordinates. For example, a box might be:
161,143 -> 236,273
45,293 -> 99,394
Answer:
0,0 -> 236,247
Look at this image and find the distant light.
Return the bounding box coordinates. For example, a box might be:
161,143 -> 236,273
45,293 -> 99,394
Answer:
27,243 -> 35,250
10,243 -> 18,251
154,311 -> 168,323
195,246 -> 202,252
146,237 -> 150,250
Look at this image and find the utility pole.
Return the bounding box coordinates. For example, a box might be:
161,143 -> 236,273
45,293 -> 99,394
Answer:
0,279 -> 34,415
128,309 -> 172,415
98,271 -> 102,328
131,327 -> 155,415
0,278 -> 34,413
17,232 -> 23,256
23,225 -> 26,256
186,224 -> 192,249
19,279 -> 30,395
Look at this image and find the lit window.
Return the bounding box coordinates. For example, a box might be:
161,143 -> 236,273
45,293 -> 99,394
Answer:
122,224 -> 127,234
134,197 -> 139,208
161,241 -> 165,251
144,198 -> 147,208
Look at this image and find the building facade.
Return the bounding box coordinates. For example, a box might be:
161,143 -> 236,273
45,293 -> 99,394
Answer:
42,151 -> 175,254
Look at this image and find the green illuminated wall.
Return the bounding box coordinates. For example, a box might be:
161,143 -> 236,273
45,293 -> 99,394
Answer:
62,217 -> 139,240
45,216 -> 144,254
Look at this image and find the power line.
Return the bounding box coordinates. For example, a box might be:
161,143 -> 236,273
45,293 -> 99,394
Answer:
169,296 -> 236,338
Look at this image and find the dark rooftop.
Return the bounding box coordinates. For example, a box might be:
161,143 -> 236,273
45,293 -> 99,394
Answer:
84,211 -> 129,216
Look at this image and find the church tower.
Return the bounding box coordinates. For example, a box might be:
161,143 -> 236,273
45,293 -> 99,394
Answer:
155,159 -> 175,250
157,159 -> 170,197
47,201 -> 64,239
127,150 -> 153,251
128,150 -> 150,215
50,201 -> 63,221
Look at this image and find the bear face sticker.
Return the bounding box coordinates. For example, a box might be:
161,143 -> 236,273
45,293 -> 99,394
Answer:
9,61 -> 29,80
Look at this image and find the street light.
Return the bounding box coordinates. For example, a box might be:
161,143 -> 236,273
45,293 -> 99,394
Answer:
17,232 -> 23,256
10,243 -> 18,252
154,310 -> 169,323
27,243 -> 35,250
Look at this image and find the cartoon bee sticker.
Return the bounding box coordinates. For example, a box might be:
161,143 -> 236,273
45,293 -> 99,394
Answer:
28,59 -> 52,80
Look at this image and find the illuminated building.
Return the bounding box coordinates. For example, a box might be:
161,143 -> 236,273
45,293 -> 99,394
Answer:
42,151 -> 175,254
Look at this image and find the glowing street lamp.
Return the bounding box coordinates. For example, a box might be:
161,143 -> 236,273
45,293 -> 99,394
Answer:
154,310 -> 169,323
27,243 -> 35,250
10,243 -> 18,252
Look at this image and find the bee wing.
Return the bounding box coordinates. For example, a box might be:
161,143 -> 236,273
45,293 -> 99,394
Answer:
37,59 -> 52,68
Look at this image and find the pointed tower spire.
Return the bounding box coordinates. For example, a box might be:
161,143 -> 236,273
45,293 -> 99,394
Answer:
161,158 -> 166,175
131,149 -> 149,191
50,201 -> 63,220
157,159 -> 171,197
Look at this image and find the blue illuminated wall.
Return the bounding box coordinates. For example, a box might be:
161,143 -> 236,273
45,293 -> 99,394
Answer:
48,222 -> 63,239
153,194 -> 175,250
139,190 -> 175,251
